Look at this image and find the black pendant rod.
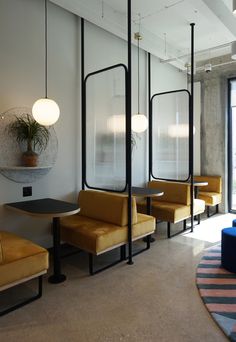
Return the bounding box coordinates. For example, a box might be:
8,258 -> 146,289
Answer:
81,18 -> 85,190
190,23 -> 195,232
127,0 -> 133,265
148,52 -> 152,182
137,35 -> 140,113
45,0 -> 48,98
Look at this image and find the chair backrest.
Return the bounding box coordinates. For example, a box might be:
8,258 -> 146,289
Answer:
194,175 -> 222,193
78,190 -> 138,226
148,180 -> 191,205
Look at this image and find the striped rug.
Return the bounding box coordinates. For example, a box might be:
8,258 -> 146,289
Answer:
196,245 -> 236,341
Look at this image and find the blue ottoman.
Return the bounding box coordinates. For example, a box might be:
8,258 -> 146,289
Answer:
222,227 -> 236,273
232,219 -> 236,227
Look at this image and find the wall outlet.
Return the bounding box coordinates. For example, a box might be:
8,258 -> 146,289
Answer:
23,186 -> 32,197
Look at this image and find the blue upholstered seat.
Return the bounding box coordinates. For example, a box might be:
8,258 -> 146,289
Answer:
221,227 -> 236,273
232,219 -> 236,227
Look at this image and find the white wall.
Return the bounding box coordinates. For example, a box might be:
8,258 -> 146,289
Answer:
0,0 -> 191,247
0,0 -> 79,247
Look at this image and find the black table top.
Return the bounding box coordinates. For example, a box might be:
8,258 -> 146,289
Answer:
130,186 -> 164,197
5,198 -> 79,218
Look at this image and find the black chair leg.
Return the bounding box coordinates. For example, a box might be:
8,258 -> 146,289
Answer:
198,214 -> 200,225
146,235 -> 151,249
0,275 -> 43,317
167,222 -> 171,238
183,220 -> 187,230
89,253 -> 94,275
207,206 -> 210,217
120,245 -> 126,261
207,205 -> 219,218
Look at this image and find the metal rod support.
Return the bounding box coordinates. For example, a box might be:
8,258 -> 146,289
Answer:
81,18 -> 85,190
127,0 -> 133,265
190,23 -> 195,232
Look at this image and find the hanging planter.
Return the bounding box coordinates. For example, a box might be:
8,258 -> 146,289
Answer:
7,114 -> 50,167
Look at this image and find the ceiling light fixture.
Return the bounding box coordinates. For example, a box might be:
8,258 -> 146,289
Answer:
132,16 -> 148,133
32,0 -> 60,126
233,0 -> 236,15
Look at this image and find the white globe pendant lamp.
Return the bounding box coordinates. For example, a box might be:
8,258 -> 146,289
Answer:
32,98 -> 60,126
132,27 -> 148,134
32,0 -> 60,126
132,113 -> 148,133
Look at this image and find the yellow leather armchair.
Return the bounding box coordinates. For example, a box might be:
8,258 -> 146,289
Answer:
0,231 -> 48,316
60,190 -> 155,274
194,175 -> 222,217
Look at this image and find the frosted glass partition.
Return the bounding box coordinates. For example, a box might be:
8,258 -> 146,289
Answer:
85,65 -> 127,191
152,90 -> 190,181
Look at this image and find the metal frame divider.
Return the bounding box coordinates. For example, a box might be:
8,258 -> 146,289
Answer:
149,88 -> 191,182
148,23 -> 195,235
80,0 -> 134,272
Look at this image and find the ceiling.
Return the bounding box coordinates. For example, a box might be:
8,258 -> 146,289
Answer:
51,0 -> 236,70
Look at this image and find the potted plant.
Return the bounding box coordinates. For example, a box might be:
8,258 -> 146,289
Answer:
7,114 -> 50,167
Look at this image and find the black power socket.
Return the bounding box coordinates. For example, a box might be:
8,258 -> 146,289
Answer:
23,186 -> 32,197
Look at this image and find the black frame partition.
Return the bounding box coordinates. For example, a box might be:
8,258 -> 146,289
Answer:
149,89 -> 191,182
83,63 -> 128,193
81,0 -> 133,264
147,23 -> 195,231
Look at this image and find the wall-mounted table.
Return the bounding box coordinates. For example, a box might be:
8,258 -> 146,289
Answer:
5,198 -> 79,284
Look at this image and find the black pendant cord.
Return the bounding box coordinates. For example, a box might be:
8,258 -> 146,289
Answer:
137,37 -> 140,114
45,0 -> 48,98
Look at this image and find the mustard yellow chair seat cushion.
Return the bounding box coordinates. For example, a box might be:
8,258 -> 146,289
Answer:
61,213 -> 155,255
198,191 -> 222,206
193,199 -> 205,215
137,201 -> 190,224
137,198 -> 205,223
0,231 -> 49,288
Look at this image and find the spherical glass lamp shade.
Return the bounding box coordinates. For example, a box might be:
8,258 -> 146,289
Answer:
232,41 -> 236,60
132,114 -> 148,133
32,98 -> 60,126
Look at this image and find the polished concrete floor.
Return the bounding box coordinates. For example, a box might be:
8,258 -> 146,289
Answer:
0,212 -> 234,342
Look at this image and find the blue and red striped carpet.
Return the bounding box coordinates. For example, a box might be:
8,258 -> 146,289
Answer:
196,245 -> 236,341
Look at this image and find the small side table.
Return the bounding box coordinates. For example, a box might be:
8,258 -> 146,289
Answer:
131,187 -> 164,242
192,181 -> 208,198
5,198 -> 79,284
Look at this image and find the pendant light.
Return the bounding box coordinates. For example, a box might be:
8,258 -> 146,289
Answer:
132,17 -> 148,133
32,0 -> 60,126
233,0 -> 236,15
